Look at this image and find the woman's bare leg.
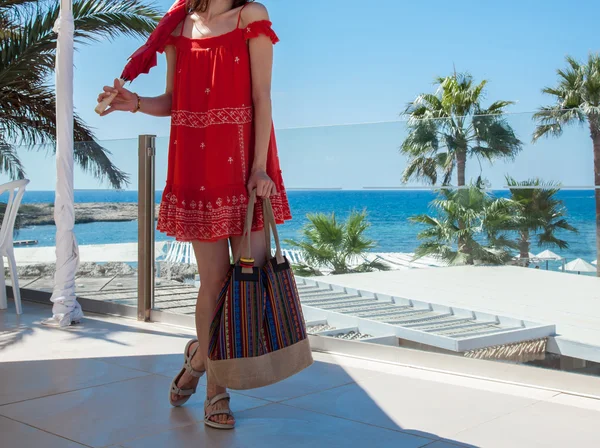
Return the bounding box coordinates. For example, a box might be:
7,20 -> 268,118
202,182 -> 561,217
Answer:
230,229 -> 269,270
170,238 -> 233,425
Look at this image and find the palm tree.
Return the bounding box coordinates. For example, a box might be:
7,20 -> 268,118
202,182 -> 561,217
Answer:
285,210 -> 389,276
506,177 -> 577,263
401,72 -> 523,187
0,0 -> 161,188
410,185 -> 517,266
533,54 -> 600,276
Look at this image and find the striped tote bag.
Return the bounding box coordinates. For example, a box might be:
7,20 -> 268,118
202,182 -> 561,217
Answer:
207,191 -> 313,390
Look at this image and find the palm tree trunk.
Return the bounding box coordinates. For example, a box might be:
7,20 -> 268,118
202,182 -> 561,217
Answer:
591,120 -> 600,277
456,150 -> 468,261
519,231 -> 530,267
456,150 -> 467,187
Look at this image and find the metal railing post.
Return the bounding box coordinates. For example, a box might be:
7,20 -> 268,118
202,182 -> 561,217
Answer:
138,135 -> 156,321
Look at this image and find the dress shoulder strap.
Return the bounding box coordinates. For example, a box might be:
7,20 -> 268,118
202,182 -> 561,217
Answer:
236,3 -> 249,28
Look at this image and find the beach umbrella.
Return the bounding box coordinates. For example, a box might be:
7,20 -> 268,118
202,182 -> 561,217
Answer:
42,0 -> 83,328
536,249 -> 563,270
536,249 -> 563,260
564,258 -> 597,275
512,252 -> 537,261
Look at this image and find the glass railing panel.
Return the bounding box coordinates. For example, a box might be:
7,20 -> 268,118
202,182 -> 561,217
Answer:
1,138 -> 142,315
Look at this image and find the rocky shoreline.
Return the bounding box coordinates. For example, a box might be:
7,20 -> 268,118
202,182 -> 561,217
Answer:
12,262 -> 197,283
18,202 -> 160,226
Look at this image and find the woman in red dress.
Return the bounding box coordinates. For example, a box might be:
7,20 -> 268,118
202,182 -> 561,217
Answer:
97,0 -> 291,429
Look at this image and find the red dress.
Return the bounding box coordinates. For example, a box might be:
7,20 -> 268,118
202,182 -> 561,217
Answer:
157,18 -> 292,242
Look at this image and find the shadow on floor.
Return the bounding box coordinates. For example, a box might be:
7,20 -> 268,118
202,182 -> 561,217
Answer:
0,299 -> 195,351
1,300 -> 478,447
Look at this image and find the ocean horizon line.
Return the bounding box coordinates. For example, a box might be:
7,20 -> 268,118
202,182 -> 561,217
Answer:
23,187 -> 598,194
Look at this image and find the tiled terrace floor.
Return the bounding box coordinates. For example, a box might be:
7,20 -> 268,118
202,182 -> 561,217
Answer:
1,300 -> 598,448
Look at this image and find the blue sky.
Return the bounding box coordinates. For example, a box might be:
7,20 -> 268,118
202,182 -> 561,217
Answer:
6,0 -> 600,190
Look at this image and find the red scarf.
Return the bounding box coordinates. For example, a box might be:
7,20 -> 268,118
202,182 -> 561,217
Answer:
120,0 -> 187,82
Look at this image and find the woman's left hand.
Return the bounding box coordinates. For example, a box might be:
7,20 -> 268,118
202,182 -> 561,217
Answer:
248,168 -> 277,198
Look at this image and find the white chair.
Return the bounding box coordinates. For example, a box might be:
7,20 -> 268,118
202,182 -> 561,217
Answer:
0,179 -> 30,315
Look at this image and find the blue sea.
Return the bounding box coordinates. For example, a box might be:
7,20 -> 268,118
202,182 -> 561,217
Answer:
15,190 -> 597,264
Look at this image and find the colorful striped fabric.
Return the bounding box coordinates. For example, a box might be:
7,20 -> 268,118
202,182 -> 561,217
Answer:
209,266 -> 264,360
262,257 -> 308,353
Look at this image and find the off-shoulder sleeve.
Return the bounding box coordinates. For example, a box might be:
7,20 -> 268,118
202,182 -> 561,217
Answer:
243,20 -> 279,44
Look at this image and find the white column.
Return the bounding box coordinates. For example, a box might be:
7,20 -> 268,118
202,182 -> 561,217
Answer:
44,0 -> 83,327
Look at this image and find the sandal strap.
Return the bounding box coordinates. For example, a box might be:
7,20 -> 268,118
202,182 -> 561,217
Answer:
205,392 -> 230,407
184,361 -> 203,378
184,340 -> 204,378
205,393 -> 233,420
171,383 -> 196,396
206,409 -> 233,419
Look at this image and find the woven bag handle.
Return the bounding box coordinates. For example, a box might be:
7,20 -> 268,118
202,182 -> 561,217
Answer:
234,190 -> 284,270
234,189 -> 257,273
263,197 -> 285,265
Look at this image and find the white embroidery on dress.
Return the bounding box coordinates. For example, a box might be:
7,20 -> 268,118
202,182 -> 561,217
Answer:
171,107 -> 253,129
200,186 -> 206,191
228,157 -> 233,164
205,88 -> 211,95
200,143 -> 206,149
238,124 -> 246,183
157,189 -> 292,242
235,57 -> 240,63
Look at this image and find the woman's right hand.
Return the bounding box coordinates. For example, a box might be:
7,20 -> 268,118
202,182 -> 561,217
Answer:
97,79 -> 137,116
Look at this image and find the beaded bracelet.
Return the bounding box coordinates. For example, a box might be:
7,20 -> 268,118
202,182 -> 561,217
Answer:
131,93 -> 141,113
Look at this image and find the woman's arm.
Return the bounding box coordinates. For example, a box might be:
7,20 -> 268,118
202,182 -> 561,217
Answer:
97,44 -> 177,117
244,3 -> 277,197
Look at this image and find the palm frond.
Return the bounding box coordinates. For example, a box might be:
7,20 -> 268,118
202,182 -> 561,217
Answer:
0,0 -> 160,187
0,140 -> 26,179
401,155 -> 439,185
534,53 -> 600,141
291,263 -> 323,277
471,114 -> 523,161
73,0 -> 162,43
532,107 -> 585,141
0,83 -> 129,187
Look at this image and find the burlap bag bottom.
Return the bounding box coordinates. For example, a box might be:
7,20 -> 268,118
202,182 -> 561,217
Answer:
207,338 -> 313,390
